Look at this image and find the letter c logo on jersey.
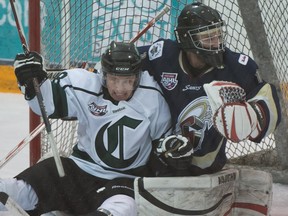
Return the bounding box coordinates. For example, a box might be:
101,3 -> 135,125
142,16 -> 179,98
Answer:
95,116 -> 142,168
161,72 -> 178,90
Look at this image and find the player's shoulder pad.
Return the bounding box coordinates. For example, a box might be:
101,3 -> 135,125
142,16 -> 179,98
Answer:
225,48 -> 258,71
140,71 -> 162,90
55,68 -> 99,87
225,48 -> 249,65
148,39 -> 178,61
64,68 -> 94,79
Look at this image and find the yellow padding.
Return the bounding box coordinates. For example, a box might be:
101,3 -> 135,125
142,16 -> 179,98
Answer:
0,65 -> 20,93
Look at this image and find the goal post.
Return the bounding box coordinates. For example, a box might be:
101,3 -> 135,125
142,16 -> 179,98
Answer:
28,0 -> 41,165
28,0 -> 288,179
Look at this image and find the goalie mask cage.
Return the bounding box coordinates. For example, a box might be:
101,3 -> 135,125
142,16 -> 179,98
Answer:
28,0 -> 288,181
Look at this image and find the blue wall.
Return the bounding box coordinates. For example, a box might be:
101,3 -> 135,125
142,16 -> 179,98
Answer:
0,0 -> 29,62
0,0 -> 194,63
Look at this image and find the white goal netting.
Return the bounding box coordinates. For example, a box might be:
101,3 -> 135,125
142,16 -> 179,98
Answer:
35,0 -> 288,169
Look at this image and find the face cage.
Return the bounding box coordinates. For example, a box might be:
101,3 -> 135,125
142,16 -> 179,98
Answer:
101,70 -> 142,91
187,22 -> 227,54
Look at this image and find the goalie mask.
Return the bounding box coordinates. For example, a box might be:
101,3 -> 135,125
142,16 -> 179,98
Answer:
174,2 -> 226,68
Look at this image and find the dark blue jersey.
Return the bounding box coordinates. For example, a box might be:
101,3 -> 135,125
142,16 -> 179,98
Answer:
138,39 -> 281,175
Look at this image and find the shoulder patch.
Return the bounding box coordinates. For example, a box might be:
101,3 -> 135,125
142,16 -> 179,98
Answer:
148,40 -> 164,60
160,72 -> 178,90
88,102 -> 108,116
238,54 -> 249,65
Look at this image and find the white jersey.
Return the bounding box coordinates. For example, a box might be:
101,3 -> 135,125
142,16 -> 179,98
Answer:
28,69 -> 171,179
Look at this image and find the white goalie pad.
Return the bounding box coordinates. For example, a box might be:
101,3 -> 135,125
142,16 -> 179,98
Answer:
134,169 -> 238,216
232,168 -> 273,216
134,168 -> 272,216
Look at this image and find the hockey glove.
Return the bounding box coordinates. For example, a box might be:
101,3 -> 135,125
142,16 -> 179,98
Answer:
14,52 -> 47,100
156,135 -> 193,170
204,81 -> 258,142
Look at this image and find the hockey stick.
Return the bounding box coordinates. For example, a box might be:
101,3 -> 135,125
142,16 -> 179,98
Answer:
0,123 -> 45,169
9,0 -> 65,177
129,5 -> 170,43
0,192 -> 29,216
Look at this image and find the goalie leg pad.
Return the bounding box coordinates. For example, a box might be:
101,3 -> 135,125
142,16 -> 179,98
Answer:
232,168 -> 272,216
134,168 -> 272,216
134,169 -> 238,215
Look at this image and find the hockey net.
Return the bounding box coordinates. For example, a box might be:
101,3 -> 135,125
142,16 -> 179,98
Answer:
33,0 -> 288,170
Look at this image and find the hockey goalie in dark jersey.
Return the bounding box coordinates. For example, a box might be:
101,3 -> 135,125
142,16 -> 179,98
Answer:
138,2 -> 281,176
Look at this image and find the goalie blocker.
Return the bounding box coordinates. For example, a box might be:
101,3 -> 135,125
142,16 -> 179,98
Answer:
134,168 -> 272,216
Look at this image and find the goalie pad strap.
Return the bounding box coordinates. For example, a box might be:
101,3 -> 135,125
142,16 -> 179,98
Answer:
0,192 -> 8,205
137,178 -> 232,215
231,202 -> 268,215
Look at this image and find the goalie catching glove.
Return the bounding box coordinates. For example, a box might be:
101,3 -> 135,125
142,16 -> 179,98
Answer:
156,135 -> 193,170
14,52 -> 47,100
203,81 -> 258,142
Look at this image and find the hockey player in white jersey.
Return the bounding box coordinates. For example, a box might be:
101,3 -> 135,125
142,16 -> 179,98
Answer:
0,41 -> 183,215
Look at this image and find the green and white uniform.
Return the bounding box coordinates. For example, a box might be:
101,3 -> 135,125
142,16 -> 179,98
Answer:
29,68 -> 171,180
